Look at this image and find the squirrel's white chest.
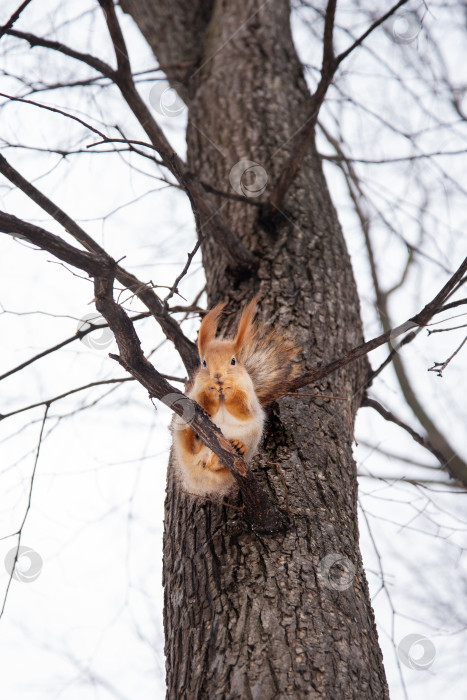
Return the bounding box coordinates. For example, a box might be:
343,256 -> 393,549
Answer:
212,403 -> 243,431
211,401 -> 264,448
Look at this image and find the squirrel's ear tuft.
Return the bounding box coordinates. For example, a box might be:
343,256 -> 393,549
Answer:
234,298 -> 257,355
198,302 -> 226,357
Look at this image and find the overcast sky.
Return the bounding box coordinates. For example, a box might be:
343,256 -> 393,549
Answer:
1,1 -> 466,698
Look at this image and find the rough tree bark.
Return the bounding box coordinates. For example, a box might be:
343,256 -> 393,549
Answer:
122,1 -> 389,697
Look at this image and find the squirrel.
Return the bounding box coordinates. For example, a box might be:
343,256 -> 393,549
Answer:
172,298 -> 301,497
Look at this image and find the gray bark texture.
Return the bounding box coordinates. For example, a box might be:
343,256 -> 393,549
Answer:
121,1 -> 389,697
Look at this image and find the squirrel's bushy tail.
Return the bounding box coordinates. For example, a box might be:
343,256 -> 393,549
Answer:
240,325 -> 301,405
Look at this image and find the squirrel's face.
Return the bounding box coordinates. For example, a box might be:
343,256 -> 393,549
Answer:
199,340 -> 246,396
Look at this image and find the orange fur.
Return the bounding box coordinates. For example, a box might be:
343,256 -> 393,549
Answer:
196,387 -> 221,418
172,298 -> 301,497
180,426 -> 203,455
198,303 -> 225,358
223,388 -> 252,420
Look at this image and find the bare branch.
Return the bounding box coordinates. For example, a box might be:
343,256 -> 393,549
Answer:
359,474 -> 462,490
98,0 -> 132,79
5,24 -> 258,276
0,372 -> 188,421
0,92 -> 107,140
265,0 -> 410,215
321,148 -> 467,165
318,119 -> 467,484
93,270 -> 287,533
322,0 -> 337,68
0,379 -> 132,421
0,0 -> 33,39
427,322 -> 467,335
335,1 -> 409,66
0,312 -> 150,382
361,396 -> 451,476
265,0 -> 337,215
0,212 -> 111,276
163,238 -> 201,308
0,403 -> 48,619
289,257 -> 467,394
428,335 -> 467,377
5,28 -> 115,78
437,298 -> 467,313
0,154 -> 198,375
363,332 -> 417,389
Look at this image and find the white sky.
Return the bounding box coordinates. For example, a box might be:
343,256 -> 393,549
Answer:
0,1 -> 466,698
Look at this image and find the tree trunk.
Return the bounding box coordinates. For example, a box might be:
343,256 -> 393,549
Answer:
121,1 -> 389,697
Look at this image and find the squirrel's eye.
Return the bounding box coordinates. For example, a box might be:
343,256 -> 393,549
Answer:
231,357 -> 236,366
202,359 -> 207,367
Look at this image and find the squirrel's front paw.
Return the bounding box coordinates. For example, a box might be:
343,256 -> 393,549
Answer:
199,390 -> 221,416
229,439 -> 247,456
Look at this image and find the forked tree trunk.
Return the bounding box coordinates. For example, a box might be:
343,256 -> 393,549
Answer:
122,1 -> 389,697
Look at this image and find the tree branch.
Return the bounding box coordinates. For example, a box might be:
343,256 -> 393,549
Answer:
318,120 -> 467,484
0,378 -> 135,420
163,238 -> 201,308
93,270 -> 287,533
361,396 -> 449,474
0,154 -> 198,376
437,298 -> 467,313
0,212 -> 111,276
289,256 -> 467,391
335,0 -> 409,66
0,312 -> 151,382
0,210 -> 286,532
287,257 -> 467,483
0,92 -> 107,140
6,22 -> 259,277
427,334 -> 467,377
5,28 -> 115,78
265,0 -> 409,215
0,0 -> 34,40
98,0 -> 132,79
265,0 -> 337,215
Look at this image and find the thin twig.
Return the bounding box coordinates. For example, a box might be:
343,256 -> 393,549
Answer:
427,323 -> 467,335
335,1 -> 409,65
0,312 -> 150,382
0,379 -> 132,420
0,92 -> 107,139
164,238 -> 201,308
5,28 -> 115,78
0,403 -> 49,619
427,334 -> 467,376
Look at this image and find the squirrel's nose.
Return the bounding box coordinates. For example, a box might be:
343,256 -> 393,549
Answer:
215,374 -> 223,384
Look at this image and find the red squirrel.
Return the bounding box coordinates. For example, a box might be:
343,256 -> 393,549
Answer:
173,298 -> 300,497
